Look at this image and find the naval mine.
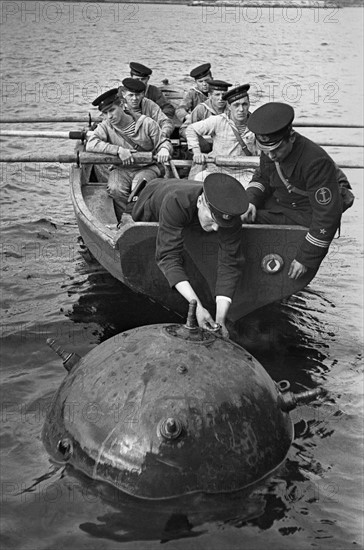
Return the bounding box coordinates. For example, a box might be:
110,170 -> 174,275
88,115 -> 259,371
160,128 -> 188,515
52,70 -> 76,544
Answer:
43,301 -> 324,500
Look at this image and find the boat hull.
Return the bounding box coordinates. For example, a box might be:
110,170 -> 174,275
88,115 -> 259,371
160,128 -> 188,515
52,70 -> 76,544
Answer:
70,165 -> 318,322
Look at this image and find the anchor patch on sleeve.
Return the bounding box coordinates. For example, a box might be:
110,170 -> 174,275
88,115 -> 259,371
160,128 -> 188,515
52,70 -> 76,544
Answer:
315,187 -> 332,205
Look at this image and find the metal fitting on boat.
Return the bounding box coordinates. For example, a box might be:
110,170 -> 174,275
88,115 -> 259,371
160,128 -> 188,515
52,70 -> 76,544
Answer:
261,253 -> 284,274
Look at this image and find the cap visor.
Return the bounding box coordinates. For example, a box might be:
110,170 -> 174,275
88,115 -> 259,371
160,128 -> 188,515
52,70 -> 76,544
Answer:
209,210 -> 240,228
256,138 -> 283,152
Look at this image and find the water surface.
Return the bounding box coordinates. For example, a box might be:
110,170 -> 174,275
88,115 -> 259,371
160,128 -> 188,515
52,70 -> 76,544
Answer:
0,3 -> 363,549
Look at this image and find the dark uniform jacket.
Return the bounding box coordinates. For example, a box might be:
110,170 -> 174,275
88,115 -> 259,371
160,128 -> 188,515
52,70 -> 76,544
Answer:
132,179 -> 244,299
145,84 -> 175,119
247,133 -> 343,269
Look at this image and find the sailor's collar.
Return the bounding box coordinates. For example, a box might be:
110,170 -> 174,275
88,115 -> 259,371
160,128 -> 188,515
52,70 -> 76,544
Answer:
192,87 -> 208,97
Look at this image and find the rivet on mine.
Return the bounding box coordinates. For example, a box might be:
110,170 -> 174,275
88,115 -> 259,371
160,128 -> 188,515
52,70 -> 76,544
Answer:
177,365 -> 188,374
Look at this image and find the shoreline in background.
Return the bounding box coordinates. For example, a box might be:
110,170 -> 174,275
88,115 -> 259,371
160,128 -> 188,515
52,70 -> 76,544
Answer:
18,0 -> 364,6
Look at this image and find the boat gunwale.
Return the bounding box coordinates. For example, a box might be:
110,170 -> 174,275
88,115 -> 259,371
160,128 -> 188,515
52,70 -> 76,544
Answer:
72,162 -> 309,236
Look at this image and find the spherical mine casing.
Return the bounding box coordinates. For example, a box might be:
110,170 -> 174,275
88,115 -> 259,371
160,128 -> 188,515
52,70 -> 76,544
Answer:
42,324 -> 293,499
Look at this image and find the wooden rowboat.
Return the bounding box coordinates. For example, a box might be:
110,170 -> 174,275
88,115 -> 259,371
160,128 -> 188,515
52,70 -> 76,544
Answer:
2,110 -> 360,323
70,149 -> 319,323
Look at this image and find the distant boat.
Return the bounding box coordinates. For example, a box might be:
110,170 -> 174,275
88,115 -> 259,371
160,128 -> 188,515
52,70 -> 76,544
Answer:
187,0 -> 340,8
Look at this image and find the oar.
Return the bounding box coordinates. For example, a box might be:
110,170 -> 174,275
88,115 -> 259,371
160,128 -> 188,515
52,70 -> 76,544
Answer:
315,143 -> 364,148
0,117 -> 363,129
0,152 -> 362,169
0,152 -> 154,164
0,116 -> 99,124
0,130 -> 90,139
1,130 -> 362,148
294,122 -> 364,128
172,157 -> 364,170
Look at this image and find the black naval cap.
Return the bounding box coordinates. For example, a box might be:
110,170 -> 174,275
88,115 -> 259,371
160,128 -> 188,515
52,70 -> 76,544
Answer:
203,173 -> 249,227
190,63 -> 211,80
92,88 -> 119,111
121,77 -> 146,93
129,62 -> 152,77
248,102 -> 295,151
222,84 -> 250,104
207,79 -> 232,92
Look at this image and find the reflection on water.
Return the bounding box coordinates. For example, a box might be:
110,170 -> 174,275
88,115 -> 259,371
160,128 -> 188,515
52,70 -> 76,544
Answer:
34,271 -> 341,543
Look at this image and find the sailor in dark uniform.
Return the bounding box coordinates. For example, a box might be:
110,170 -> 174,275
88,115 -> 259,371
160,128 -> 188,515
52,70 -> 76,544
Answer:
242,102 -> 347,279
175,63 -> 213,122
132,174 -> 249,337
129,62 -> 175,119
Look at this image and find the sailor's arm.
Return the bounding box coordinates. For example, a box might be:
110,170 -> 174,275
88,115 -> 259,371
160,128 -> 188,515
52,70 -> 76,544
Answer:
146,118 -> 173,163
241,160 -> 273,222
86,123 -> 134,163
156,199 -> 217,330
181,104 -> 208,140
143,99 -> 174,138
215,296 -> 231,338
175,281 -> 218,331
86,123 -> 119,155
152,104 -> 175,138
159,117 -> 175,139
185,117 -> 216,163
175,90 -> 195,122
294,157 -> 342,270
214,225 -> 245,335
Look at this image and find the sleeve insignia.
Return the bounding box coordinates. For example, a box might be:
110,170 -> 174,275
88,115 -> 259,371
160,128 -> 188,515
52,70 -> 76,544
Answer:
315,187 -> 332,205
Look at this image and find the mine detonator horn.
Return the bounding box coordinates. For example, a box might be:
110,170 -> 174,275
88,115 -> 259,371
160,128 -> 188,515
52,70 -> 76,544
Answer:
46,338 -> 81,372
185,300 -> 199,331
278,387 -> 327,412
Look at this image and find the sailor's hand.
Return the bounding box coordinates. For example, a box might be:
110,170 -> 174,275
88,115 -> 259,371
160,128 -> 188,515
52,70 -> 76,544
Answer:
156,147 -> 171,163
118,147 -> 134,166
219,323 -> 230,339
240,203 -> 256,223
288,259 -> 308,279
196,303 -> 219,331
193,152 -> 207,165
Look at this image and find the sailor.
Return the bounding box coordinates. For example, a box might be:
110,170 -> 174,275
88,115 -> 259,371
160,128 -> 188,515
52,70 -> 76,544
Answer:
185,83 -> 259,185
241,102 -> 347,279
175,63 -> 213,123
132,173 -> 249,337
179,79 -> 232,145
119,78 -> 175,138
86,88 -> 173,221
129,62 -> 175,119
